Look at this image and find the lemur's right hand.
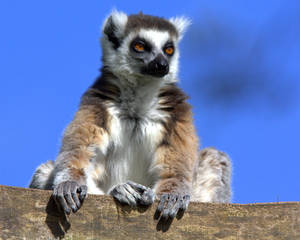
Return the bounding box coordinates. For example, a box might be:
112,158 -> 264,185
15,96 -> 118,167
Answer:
53,181 -> 87,214
110,181 -> 155,207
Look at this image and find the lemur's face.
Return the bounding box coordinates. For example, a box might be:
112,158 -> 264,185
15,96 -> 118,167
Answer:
101,11 -> 190,82
127,30 -> 175,78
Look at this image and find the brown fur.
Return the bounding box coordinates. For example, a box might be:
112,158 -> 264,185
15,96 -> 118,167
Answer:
154,86 -> 198,194
58,114 -> 107,182
56,74 -> 115,182
158,83 -> 192,144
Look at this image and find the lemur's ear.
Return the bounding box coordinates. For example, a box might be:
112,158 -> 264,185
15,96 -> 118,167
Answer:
102,10 -> 128,49
169,16 -> 191,40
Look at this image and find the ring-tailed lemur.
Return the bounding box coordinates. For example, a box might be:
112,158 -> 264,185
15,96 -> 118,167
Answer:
30,10 -> 232,220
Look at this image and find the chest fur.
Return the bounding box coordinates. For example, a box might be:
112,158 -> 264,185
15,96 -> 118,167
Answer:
93,103 -> 164,192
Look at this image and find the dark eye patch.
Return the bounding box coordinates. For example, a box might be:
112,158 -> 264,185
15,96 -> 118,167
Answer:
130,37 -> 152,53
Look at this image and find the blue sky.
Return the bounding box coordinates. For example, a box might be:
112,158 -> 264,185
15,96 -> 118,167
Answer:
0,0 -> 299,203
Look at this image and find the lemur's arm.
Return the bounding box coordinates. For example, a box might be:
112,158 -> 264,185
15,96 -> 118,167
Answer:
154,91 -> 199,220
52,92 -> 110,214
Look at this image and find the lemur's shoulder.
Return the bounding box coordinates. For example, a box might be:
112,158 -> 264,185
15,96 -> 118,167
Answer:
159,83 -> 192,121
81,69 -> 120,104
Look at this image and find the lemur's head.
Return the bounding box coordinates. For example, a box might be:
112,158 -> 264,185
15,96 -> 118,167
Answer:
101,10 -> 190,83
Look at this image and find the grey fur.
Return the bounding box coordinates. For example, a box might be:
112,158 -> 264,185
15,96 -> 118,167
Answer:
29,160 -> 54,190
192,147 -> 232,203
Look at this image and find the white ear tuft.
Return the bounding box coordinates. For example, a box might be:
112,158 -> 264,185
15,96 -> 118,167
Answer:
102,9 -> 128,38
169,16 -> 191,40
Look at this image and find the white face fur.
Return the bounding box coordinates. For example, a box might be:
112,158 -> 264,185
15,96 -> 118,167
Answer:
100,10 -> 190,84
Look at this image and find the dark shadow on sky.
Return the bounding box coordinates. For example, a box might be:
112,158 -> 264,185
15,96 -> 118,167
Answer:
184,2 -> 300,114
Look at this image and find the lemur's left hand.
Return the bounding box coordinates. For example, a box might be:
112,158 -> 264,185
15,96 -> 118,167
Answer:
53,181 -> 87,214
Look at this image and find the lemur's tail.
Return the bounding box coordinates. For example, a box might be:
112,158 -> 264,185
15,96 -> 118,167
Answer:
29,160 -> 54,190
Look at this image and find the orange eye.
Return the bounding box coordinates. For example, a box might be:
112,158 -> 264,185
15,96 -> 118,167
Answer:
134,43 -> 145,52
165,47 -> 174,55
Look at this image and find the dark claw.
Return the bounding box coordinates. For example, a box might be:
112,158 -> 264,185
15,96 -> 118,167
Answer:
53,181 -> 87,214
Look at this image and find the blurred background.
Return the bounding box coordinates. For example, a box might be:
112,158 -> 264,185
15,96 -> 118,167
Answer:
0,0 -> 299,204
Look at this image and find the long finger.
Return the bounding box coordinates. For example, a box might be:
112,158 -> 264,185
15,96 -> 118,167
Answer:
64,183 -> 78,213
70,183 -> 81,211
169,197 -> 181,219
180,195 -> 190,211
111,185 -> 131,205
155,194 -> 169,216
54,184 -> 71,215
123,183 -> 142,202
78,185 -> 88,203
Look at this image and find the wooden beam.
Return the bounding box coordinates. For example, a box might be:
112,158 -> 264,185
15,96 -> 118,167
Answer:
0,185 -> 299,240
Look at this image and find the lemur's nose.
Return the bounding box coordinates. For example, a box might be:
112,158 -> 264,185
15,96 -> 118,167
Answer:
154,54 -> 169,73
156,54 -> 168,70
148,54 -> 169,77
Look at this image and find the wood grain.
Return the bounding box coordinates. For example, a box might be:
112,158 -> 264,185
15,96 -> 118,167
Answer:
0,185 -> 299,240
